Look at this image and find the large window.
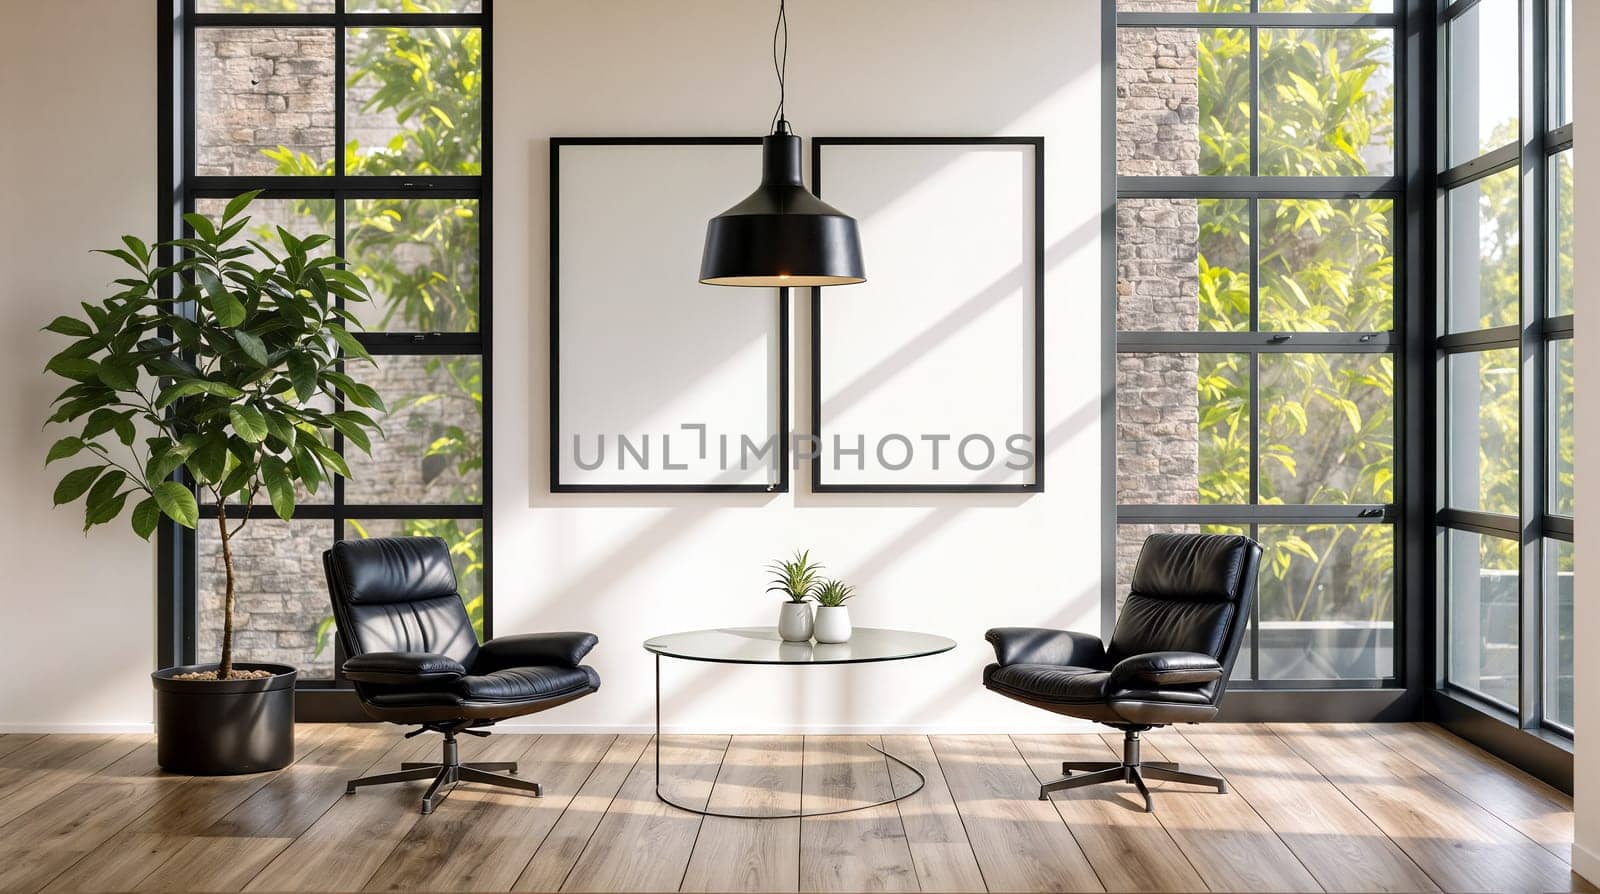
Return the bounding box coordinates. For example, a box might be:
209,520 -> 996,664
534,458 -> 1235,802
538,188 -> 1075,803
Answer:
1111,0 -> 1402,687
1437,0 -> 1573,734
161,0 -> 490,690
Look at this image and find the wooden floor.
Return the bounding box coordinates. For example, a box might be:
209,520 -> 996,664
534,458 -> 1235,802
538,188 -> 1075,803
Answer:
0,724 -> 1586,893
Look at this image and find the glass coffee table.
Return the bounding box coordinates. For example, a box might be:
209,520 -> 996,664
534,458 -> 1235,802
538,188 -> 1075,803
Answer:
643,626 -> 957,819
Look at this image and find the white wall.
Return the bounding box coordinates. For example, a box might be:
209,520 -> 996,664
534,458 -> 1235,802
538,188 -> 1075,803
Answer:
493,0 -> 1102,733
0,0 -> 158,731
1570,0 -> 1598,882
0,0 -> 1102,734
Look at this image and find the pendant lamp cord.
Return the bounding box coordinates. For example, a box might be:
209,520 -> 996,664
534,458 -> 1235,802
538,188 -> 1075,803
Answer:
769,0 -> 788,133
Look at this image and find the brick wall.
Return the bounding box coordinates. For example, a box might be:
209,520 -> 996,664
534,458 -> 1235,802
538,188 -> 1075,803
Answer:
1114,4 -> 1204,607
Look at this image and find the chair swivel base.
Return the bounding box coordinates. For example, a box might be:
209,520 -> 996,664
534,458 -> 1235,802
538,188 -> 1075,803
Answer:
345,728 -> 542,814
1037,728 -> 1226,812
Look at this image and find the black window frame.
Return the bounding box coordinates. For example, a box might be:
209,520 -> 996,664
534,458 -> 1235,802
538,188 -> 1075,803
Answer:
1103,0 -> 1417,705
1434,0 -> 1574,747
156,0 -> 493,716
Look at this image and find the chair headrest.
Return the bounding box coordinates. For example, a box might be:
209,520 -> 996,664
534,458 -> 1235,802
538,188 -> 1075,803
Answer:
1130,533 -> 1260,603
327,536 -> 458,605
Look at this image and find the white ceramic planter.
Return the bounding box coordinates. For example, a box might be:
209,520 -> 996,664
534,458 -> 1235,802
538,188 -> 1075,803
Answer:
814,606 -> 852,644
778,602 -> 814,642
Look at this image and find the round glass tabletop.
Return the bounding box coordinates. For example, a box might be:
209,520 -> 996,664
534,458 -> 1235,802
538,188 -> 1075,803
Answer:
643,627 -> 956,665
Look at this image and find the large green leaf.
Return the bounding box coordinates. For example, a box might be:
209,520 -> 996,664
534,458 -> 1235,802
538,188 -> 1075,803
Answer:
45,356 -> 99,382
45,437 -> 85,465
229,404 -> 269,443
234,329 -> 269,366
261,457 -> 295,521
43,316 -> 93,338
293,447 -> 323,494
222,189 -> 263,224
152,480 -> 199,529
328,412 -> 373,453
188,434 -> 229,483
130,496 -> 162,540
286,352 -> 318,401
199,269 -> 246,327
95,361 -> 139,391
53,465 -> 105,505
154,379 -> 244,410
325,324 -> 371,362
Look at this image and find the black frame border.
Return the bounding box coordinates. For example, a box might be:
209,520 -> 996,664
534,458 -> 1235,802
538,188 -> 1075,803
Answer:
808,136 -> 1046,495
1103,1 -> 1415,696
547,137 -> 790,495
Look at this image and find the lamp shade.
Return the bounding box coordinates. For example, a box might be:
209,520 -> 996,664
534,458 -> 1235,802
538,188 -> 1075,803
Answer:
699,129 -> 865,287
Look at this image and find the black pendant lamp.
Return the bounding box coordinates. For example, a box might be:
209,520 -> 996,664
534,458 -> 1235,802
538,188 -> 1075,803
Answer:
699,0 -> 865,287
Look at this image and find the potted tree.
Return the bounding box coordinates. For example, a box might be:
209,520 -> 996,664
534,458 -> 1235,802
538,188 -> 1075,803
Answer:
42,192 -> 384,774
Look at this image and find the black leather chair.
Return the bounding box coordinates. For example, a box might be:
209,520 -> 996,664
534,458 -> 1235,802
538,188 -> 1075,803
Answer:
324,536 -> 600,814
983,532 -> 1261,811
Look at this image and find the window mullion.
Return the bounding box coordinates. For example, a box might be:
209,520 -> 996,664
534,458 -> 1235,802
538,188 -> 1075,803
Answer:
1516,0 -> 1547,729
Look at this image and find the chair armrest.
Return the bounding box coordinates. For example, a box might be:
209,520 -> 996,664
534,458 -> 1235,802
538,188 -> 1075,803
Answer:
476,632 -> 598,672
985,627 -> 1106,668
342,651 -> 467,685
1108,651 -> 1223,689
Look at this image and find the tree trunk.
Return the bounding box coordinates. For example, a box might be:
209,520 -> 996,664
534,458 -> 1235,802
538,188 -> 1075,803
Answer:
217,501 -> 235,680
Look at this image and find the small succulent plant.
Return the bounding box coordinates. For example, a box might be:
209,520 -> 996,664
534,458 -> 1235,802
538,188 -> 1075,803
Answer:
766,549 -> 824,603
812,579 -> 855,608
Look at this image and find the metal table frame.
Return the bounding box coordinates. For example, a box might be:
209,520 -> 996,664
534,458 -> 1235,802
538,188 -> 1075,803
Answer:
646,628 -> 955,820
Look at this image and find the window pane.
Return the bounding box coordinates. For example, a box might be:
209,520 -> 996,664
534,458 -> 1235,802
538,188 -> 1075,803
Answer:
1446,349 -> 1520,515
1544,539 -> 1574,728
1551,339 -> 1573,516
1551,0 -> 1572,127
1116,28 -> 1250,176
1446,528 -> 1520,707
1259,198 -> 1394,331
346,27 -> 482,176
344,355 -> 483,505
1258,524 -> 1394,680
1116,198 -> 1249,332
1259,353 -> 1394,504
345,199 -> 480,333
197,0 -> 335,13
1446,167 -> 1520,332
1447,0 -> 1519,166
1259,29 -> 1394,176
193,197 -> 336,257
1551,149 -> 1574,316
196,28 -> 335,177
348,518 -> 483,639
1117,353 -> 1249,504
1116,1 -> 1250,14
1259,0 -> 1393,10
199,519 -> 335,680
348,0 -> 483,10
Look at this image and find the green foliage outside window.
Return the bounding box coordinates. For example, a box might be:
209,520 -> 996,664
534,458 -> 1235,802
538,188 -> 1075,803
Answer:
1190,5 -> 1399,624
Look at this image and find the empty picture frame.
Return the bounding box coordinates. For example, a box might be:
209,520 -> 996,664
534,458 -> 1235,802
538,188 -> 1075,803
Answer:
810,137 -> 1044,492
551,138 -> 789,492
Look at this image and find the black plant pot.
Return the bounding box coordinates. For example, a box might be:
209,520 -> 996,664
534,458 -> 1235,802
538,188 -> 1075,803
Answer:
151,663 -> 297,775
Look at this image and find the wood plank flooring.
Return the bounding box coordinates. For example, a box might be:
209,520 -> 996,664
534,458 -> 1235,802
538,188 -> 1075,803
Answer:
0,724 -> 1587,893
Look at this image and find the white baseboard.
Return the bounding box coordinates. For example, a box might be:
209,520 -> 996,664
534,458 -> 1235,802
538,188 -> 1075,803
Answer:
0,722 -> 155,734
1573,841 -> 1600,887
